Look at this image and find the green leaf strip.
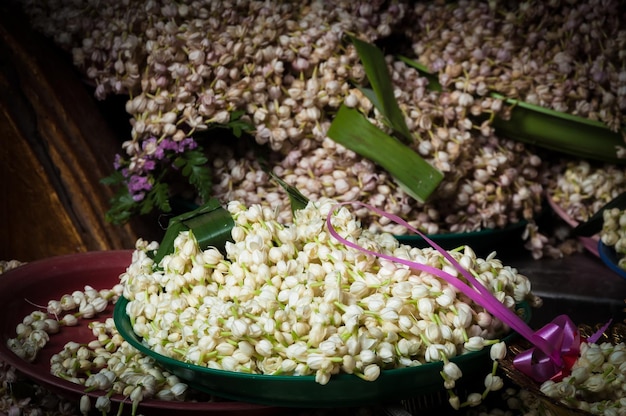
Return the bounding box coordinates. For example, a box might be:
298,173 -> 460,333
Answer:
269,172 -> 310,214
327,105 -> 443,203
349,35 -> 413,143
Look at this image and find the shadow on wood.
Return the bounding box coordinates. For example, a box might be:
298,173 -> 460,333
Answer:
0,3 -> 161,261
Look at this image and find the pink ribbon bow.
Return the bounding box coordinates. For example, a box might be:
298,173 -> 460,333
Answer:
513,316 -> 612,383
512,315 -> 580,382
324,202 -> 608,383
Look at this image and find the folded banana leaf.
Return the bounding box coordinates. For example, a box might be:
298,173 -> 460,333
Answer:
152,198 -> 234,264
152,176 -> 312,264
328,37 -> 443,203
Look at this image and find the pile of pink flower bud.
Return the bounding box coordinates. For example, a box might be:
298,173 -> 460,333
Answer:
16,0 -> 549,247
121,198 -> 539,407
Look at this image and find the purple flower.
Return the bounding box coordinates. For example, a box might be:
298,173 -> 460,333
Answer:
178,137 -> 198,152
143,160 -> 156,171
153,142 -> 166,159
127,174 -> 152,194
150,136 -> 199,163
159,138 -> 179,151
113,154 -> 123,170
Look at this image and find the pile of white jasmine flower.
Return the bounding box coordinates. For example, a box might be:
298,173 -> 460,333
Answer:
601,208 -> 626,270
539,340 -> 626,415
548,161 -> 626,224
545,160 -> 626,261
407,0 -> 626,133
3,198 -> 540,413
120,197 -> 539,408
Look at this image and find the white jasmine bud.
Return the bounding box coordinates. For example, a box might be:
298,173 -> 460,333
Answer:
570,366 -> 590,383
425,323 -> 442,343
171,382 -> 187,398
281,359 -> 298,373
344,94 -> 359,108
585,344 -> 605,369
584,374 -> 607,393
465,337 -> 485,352
254,339 -> 273,357
540,380 -> 558,397
466,392 -> 482,407
359,348 -> 377,365
443,362 -> 462,381
61,314 -> 78,326
449,395 -> 461,410
608,349 -> 626,365
490,341 -> 507,361
361,364 -> 381,381
216,342 -> 236,356
95,395 -> 111,413
484,373 -> 504,391
79,395 -> 91,415
231,319 -> 249,338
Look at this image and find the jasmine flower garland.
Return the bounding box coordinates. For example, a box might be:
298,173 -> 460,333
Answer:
5,275 -> 195,416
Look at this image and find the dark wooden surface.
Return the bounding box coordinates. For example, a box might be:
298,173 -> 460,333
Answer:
504,249 -> 626,328
0,3 -> 160,261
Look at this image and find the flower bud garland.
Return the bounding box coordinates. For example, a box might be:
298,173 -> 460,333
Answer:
15,0 -> 553,244
5,268 -> 197,416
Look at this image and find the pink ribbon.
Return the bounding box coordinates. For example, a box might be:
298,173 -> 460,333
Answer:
325,202 -> 587,382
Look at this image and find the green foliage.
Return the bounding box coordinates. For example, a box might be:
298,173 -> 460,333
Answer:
226,110 -> 254,138
104,188 -> 138,225
349,35 -> 414,143
101,171 -> 136,224
328,105 -> 443,203
101,111 -> 255,225
152,198 -> 234,264
102,146 -> 213,225
174,148 -> 213,203
102,173 -> 173,225
269,172 -> 309,214
141,182 -> 172,216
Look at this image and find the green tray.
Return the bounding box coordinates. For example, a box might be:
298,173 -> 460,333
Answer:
114,298 -> 529,408
395,220 -> 527,257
